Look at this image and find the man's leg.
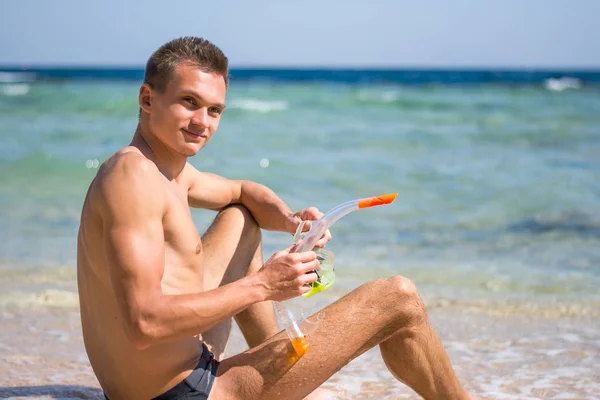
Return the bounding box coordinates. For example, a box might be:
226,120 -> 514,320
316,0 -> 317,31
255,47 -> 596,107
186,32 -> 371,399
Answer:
210,277 -> 470,400
201,205 -> 279,359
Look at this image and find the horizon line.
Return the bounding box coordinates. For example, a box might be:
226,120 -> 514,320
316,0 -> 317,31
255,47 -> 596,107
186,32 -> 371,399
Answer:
1,64 -> 600,72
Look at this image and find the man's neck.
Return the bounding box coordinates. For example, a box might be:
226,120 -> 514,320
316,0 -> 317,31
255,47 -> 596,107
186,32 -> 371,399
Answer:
130,124 -> 187,181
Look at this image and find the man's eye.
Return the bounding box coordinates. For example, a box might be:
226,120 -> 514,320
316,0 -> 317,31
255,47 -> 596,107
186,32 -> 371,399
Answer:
183,97 -> 196,106
209,107 -> 222,115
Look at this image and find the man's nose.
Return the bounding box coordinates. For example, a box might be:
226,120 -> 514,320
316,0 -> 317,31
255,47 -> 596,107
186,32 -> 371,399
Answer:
191,108 -> 209,128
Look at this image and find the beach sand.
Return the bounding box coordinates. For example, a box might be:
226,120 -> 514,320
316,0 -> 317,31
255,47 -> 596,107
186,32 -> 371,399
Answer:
1,300 -> 598,400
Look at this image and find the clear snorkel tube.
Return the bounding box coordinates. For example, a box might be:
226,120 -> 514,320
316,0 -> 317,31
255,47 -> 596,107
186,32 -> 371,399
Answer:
275,193 -> 398,357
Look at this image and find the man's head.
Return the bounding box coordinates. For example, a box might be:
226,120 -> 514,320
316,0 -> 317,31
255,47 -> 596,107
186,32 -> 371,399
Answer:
138,37 -> 229,157
143,36 -> 229,92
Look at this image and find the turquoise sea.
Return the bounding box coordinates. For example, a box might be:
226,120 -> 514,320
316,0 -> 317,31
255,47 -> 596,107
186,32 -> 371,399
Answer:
1,71 -> 599,399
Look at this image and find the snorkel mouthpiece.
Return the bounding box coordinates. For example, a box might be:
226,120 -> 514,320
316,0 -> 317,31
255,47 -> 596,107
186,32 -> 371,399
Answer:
358,193 -> 398,208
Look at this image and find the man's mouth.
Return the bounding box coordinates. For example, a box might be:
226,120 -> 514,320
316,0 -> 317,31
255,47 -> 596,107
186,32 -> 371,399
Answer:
183,129 -> 207,139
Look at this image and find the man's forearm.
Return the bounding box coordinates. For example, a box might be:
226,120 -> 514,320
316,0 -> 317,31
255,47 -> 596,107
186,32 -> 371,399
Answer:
130,274 -> 264,349
238,180 -> 295,233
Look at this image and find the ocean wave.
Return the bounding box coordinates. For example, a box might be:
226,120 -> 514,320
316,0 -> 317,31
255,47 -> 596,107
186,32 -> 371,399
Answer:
1,83 -> 30,96
229,98 -> 288,113
426,296 -> 600,318
543,77 -> 582,92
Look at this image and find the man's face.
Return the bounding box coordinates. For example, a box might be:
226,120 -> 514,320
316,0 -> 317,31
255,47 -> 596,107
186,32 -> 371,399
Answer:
145,63 -> 227,157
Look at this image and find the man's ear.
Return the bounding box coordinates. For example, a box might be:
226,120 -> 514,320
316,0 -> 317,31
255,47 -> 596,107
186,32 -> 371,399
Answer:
139,83 -> 153,114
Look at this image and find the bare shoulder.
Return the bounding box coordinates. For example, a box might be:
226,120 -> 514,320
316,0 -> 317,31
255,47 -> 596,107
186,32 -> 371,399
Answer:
101,147 -> 158,179
92,148 -> 166,219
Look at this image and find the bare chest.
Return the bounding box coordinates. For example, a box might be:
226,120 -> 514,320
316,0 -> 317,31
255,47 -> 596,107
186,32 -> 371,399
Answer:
161,184 -> 204,294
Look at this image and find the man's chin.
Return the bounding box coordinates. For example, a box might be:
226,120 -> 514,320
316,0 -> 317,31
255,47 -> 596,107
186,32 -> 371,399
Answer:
181,143 -> 205,157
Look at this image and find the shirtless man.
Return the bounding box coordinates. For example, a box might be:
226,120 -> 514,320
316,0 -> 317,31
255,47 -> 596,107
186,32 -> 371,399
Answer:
77,36 -> 472,400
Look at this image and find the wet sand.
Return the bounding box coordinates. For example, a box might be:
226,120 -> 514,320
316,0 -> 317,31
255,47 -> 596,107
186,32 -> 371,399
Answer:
1,303 -> 598,400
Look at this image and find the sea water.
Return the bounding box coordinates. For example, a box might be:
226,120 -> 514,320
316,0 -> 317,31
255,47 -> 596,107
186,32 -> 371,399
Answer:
1,71 -> 599,399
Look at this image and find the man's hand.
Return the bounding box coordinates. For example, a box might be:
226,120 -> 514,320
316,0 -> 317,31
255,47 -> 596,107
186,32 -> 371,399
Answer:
255,244 -> 320,302
287,207 -> 333,248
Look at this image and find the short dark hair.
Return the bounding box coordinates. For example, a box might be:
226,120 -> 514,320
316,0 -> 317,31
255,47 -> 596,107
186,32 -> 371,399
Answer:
143,36 -> 229,92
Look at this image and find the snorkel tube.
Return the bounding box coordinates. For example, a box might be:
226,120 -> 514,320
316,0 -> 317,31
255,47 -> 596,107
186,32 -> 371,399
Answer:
275,193 -> 398,357
295,193 -> 398,253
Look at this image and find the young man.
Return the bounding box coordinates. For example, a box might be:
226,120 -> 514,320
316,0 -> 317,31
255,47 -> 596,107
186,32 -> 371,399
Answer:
77,36 -> 472,400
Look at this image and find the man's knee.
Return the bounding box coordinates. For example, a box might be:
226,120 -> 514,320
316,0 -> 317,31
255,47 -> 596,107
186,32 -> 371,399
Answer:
216,204 -> 260,235
217,203 -> 256,222
368,276 -> 427,324
386,275 -> 419,298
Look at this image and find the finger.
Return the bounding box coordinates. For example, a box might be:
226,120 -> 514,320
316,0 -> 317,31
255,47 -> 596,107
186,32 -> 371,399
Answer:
291,250 -> 317,263
314,237 -> 327,248
299,284 -> 313,295
285,243 -> 299,254
311,208 -> 324,219
301,220 -> 312,232
302,207 -> 322,220
297,259 -> 321,275
298,270 -> 319,285
314,230 -> 332,248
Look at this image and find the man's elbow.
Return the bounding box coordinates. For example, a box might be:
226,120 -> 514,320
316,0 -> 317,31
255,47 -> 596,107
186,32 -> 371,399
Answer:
127,315 -> 159,350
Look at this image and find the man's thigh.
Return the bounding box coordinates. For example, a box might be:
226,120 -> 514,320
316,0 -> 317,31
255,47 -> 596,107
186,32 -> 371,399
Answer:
199,205 -> 264,358
209,279 -> 401,400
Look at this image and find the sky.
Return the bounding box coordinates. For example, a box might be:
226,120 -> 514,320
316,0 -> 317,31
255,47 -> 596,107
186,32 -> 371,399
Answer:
1,0 -> 599,68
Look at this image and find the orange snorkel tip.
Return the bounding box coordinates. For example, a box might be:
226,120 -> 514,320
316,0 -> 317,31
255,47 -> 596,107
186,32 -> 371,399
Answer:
357,193 -> 398,209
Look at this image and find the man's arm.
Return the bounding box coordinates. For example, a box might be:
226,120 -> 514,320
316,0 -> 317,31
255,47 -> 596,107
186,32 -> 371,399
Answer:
185,163 -> 299,234
99,154 -> 318,350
